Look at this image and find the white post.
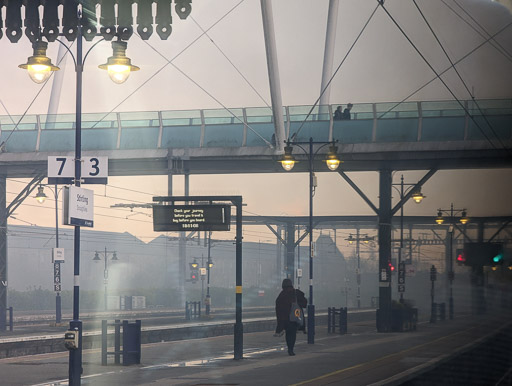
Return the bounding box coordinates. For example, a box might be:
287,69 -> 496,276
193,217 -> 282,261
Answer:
319,0 -> 339,115
46,43 -> 68,129
261,0 -> 286,150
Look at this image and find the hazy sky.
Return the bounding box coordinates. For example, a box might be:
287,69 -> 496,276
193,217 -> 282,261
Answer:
1,0 -> 511,115
1,0 -> 512,245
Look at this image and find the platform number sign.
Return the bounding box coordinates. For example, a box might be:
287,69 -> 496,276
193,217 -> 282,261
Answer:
54,262 -> 61,292
398,262 -> 405,292
48,156 -> 108,184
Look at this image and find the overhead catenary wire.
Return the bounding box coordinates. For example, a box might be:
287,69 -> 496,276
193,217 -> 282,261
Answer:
452,0 -> 512,61
376,21 -> 512,120
6,225 -> 290,254
441,0 -> 512,63
86,0 -> 273,144
82,2 -> 248,125
7,185 -> 313,242
189,15 -> 272,110
8,178 -> 158,200
138,35 -> 273,147
377,1 -> 512,157
412,0 -> 510,155
9,179 -> 307,231
7,185 -> 150,210
293,3 -> 380,139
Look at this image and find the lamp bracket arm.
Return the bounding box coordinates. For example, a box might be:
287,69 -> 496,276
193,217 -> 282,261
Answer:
39,183 -> 57,197
289,142 -> 308,157
82,37 -> 106,66
391,168 -> 437,216
312,141 -> 335,156
55,38 -> 78,69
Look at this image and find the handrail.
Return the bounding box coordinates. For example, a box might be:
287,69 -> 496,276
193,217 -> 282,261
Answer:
0,99 -> 510,153
1,99 -> 510,131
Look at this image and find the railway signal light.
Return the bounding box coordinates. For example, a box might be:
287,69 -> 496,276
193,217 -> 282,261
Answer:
430,265 -> 437,281
492,251 -> 504,264
189,260 -> 199,283
456,249 -> 466,264
463,243 -> 504,267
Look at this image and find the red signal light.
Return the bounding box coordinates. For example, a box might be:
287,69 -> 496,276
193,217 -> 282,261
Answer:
457,253 -> 466,263
388,262 -> 395,272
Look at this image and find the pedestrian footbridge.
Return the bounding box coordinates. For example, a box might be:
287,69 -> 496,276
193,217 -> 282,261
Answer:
1,99 -> 511,176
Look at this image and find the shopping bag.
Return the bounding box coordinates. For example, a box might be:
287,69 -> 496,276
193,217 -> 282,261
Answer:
289,300 -> 304,327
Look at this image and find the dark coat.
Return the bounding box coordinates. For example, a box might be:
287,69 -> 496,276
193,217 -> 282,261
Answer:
341,108 -> 351,120
275,287 -> 307,333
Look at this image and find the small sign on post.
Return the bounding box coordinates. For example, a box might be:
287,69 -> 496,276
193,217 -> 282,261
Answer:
63,186 -> 94,227
52,248 -> 65,263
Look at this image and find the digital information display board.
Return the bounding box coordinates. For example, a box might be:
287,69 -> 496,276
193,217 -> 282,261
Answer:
153,204 -> 231,231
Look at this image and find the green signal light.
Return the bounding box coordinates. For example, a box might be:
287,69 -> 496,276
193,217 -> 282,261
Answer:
493,253 -> 503,263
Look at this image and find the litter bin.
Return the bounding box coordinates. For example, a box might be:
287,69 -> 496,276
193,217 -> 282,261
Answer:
122,320 -> 141,365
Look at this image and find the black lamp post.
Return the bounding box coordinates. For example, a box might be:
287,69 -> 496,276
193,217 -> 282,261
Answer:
392,175 -> 425,302
435,204 -> 469,319
93,248 -> 119,311
206,231 -> 213,315
19,10 -> 138,386
9,2 -> 192,382
278,137 -> 340,344
346,231 -> 374,308
35,184 -> 63,324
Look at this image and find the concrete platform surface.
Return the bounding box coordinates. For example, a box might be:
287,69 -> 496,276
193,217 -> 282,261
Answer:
0,313 -> 509,386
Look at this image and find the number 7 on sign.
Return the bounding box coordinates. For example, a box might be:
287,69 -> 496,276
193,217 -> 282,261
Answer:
57,157 -> 67,175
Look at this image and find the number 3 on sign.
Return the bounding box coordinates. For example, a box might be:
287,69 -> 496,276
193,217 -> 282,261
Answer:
82,156 -> 108,183
87,157 -> 101,176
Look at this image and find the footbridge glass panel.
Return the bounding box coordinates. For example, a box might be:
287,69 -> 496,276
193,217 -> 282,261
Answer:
288,105 -> 329,142
0,99 -> 510,153
204,108 -> 244,147
245,107 -> 275,147
161,109 -> 201,148
0,114 -> 38,152
119,111 -> 159,149
421,117 -> 465,141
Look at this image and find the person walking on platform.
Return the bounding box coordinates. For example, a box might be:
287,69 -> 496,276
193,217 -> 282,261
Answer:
274,278 -> 307,356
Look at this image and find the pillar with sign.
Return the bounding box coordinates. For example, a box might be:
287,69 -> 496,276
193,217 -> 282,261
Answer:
430,265 -> 437,323
152,195 -> 244,359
